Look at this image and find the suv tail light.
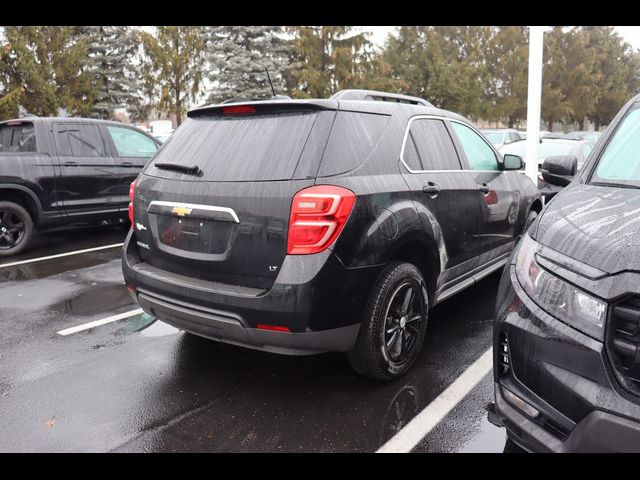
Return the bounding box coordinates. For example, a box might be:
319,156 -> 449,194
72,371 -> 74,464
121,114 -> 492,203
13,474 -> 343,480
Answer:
287,185 -> 356,255
128,180 -> 136,228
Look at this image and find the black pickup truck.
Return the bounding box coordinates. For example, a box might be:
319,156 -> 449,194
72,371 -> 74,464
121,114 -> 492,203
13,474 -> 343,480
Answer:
0,117 -> 160,257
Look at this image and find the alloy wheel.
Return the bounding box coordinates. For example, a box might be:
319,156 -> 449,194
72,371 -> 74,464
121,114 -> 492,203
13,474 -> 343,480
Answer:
382,282 -> 426,366
0,211 -> 26,250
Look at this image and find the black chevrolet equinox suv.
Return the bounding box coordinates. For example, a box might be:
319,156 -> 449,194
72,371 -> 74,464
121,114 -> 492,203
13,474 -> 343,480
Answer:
122,89 -> 540,380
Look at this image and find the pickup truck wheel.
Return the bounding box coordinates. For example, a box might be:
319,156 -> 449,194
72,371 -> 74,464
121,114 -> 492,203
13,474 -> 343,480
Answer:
348,261 -> 429,381
0,201 -> 33,258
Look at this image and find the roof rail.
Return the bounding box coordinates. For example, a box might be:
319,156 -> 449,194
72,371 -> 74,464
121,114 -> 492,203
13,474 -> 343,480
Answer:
329,89 -> 433,107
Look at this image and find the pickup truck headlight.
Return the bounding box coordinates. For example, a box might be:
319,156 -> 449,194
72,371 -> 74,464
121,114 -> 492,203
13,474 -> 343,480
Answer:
515,234 -> 607,341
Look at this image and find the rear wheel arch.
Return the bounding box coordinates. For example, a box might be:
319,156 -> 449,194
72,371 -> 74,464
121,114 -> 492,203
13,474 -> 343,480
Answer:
0,186 -> 41,226
387,235 -> 441,307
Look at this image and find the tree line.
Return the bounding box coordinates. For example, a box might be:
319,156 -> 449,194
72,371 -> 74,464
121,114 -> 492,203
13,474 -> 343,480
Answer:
1,26 -> 639,130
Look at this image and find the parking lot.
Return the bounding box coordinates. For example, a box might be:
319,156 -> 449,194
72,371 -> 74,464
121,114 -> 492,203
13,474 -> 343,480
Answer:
0,225 -> 517,453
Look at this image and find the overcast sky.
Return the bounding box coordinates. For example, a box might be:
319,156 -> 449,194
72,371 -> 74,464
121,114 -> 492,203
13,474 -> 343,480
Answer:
360,26 -> 640,51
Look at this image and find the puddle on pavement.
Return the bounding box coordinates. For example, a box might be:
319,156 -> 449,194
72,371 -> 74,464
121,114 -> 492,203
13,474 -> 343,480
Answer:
49,283 -> 133,317
0,250 -> 119,283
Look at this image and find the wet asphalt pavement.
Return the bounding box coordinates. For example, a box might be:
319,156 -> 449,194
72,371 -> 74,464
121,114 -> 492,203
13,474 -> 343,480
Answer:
0,225 -> 518,452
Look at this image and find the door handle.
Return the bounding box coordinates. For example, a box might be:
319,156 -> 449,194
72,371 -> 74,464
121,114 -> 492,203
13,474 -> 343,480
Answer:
423,182 -> 441,196
62,161 -> 78,166
121,161 -> 135,167
478,183 -> 491,194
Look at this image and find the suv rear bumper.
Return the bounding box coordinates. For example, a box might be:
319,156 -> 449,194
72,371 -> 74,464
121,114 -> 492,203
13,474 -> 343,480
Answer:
122,230 -> 382,355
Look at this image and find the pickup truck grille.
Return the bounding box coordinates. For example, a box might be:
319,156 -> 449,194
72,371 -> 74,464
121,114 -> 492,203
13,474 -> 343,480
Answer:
607,297 -> 640,398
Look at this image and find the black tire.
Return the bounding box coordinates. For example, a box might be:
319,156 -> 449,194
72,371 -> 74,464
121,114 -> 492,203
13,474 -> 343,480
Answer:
0,201 -> 34,258
524,210 -> 538,233
348,261 -> 429,381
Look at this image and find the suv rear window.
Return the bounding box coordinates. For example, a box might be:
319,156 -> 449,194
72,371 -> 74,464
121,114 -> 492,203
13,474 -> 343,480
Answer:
0,122 -> 36,153
146,112 -> 320,182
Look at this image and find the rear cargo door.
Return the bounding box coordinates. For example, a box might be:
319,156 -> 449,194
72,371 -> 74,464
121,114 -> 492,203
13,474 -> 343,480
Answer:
132,106 -> 336,290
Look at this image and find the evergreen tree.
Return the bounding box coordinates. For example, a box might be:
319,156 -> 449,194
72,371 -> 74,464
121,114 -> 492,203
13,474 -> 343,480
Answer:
585,26 -> 640,130
384,26 -> 491,119
562,27 -> 600,130
207,26 -> 290,103
541,27 -> 573,131
483,26 -> 529,127
74,26 -> 143,120
139,26 -> 208,125
0,26 -> 93,117
0,34 -> 21,119
287,26 -> 403,99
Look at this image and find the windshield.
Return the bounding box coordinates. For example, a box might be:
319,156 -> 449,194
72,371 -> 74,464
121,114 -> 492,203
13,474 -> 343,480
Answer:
591,103 -> 640,188
483,132 -> 503,144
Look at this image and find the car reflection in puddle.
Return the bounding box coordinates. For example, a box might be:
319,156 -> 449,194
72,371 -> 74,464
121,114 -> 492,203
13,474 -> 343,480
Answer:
120,312 -> 171,336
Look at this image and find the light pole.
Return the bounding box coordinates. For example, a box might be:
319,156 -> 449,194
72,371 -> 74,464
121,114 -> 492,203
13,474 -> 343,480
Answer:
525,26 -> 546,185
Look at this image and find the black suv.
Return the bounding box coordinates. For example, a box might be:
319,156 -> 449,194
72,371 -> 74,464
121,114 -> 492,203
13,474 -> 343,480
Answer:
0,117 -> 160,257
122,89 -> 540,380
493,94 -> 640,452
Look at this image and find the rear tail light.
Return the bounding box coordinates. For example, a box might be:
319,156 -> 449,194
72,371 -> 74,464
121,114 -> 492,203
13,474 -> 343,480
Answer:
287,185 -> 356,255
128,180 -> 136,228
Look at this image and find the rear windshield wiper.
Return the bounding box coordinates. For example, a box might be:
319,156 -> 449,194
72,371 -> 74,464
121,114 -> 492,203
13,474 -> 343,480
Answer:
154,162 -> 201,176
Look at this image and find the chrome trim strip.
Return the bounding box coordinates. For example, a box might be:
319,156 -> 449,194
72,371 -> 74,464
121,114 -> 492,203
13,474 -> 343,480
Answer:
399,115 -> 503,174
148,200 -> 240,223
436,257 -> 509,304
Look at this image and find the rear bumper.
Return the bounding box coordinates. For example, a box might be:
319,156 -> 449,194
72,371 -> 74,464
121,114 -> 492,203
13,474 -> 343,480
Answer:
122,230 -> 382,355
136,291 -> 359,355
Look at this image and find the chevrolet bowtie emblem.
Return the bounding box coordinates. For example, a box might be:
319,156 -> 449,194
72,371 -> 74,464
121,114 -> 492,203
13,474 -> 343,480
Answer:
172,206 -> 193,217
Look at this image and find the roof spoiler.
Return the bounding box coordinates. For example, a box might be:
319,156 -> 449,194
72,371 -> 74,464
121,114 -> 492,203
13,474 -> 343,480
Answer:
188,99 -> 337,118
330,89 -> 433,107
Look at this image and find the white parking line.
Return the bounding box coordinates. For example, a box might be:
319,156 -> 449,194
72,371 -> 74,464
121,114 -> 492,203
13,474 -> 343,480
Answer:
377,347 -> 493,453
0,243 -> 124,269
57,308 -> 143,336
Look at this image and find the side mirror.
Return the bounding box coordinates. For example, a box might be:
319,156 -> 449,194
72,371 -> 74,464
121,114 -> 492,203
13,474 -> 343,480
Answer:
542,155 -> 578,187
503,154 -> 524,171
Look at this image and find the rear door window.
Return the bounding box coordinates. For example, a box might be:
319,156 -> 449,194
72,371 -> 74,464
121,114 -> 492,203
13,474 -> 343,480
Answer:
405,118 -> 461,171
54,123 -> 107,157
146,112 -> 320,181
0,122 -> 36,153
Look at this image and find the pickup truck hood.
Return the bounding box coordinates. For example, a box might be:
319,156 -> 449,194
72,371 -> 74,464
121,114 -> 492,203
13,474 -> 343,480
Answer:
534,183 -> 640,275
